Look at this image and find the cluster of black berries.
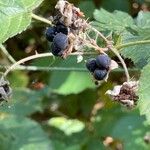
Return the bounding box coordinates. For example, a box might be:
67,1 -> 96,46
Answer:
45,23 -> 69,56
86,54 -> 111,81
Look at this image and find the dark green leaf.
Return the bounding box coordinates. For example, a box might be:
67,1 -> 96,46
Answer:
111,115 -> 150,150
0,115 -> 52,150
0,89 -> 44,116
139,63 -> 150,124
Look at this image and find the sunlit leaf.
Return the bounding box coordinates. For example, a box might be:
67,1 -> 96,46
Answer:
48,117 -> 85,135
0,0 -> 43,43
55,72 -> 95,95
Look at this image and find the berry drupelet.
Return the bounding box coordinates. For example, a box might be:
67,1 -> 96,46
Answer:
96,54 -> 111,70
51,33 -> 68,56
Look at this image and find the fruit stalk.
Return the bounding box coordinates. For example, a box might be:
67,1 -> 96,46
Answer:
31,13 -> 52,25
110,47 -> 130,82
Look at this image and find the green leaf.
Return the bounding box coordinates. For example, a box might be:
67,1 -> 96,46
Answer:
8,71 -> 29,88
93,8 -> 134,32
120,31 -> 150,68
49,56 -> 85,89
51,140 -> 81,150
0,115 -> 52,150
139,63 -> 150,123
55,72 -> 95,95
111,115 -> 150,150
93,107 -> 124,136
0,88 -> 44,116
94,108 -> 150,150
120,11 -> 150,68
48,117 -> 85,136
49,56 -> 96,95
135,11 -> 150,29
0,0 -> 43,43
84,139 -> 105,150
49,127 -> 105,150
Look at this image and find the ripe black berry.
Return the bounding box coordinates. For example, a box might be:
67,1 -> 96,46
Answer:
86,58 -> 97,73
51,43 -> 63,56
93,69 -> 107,80
45,27 -> 57,42
51,33 -> 68,56
56,22 -> 68,35
96,54 -> 111,69
53,33 -> 68,50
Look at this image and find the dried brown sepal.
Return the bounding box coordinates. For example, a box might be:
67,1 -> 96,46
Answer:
106,81 -> 139,108
55,0 -> 87,33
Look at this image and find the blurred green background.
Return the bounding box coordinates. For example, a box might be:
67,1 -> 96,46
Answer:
0,0 -> 150,150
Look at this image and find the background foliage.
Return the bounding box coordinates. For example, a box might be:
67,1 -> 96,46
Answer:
0,0 -> 150,150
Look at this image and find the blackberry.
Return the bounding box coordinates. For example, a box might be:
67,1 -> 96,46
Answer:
96,54 -> 111,70
45,27 -> 57,42
51,33 -> 68,56
93,69 -> 107,80
56,22 -> 68,35
51,43 -> 63,56
86,58 -> 97,73
53,33 -> 68,50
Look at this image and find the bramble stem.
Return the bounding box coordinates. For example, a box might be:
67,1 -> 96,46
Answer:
110,47 -> 130,82
2,53 -> 53,78
0,44 -> 16,63
89,26 -> 109,44
1,52 -> 96,79
31,13 -> 52,25
86,43 -> 105,54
